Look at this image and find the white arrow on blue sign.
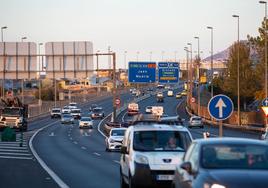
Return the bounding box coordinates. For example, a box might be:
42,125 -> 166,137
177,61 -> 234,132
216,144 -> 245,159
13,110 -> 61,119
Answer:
262,98 -> 268,107
208,94 -> 234,120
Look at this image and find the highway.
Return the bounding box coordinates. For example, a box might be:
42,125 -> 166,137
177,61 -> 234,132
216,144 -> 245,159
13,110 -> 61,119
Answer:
0,87 -> 261,188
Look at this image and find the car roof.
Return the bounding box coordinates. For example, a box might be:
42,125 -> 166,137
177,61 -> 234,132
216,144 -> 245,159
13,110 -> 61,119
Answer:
52,108 -> 61,110
193,137 -> 268,146
111,127 -> 127,131
129,123 -> 188,132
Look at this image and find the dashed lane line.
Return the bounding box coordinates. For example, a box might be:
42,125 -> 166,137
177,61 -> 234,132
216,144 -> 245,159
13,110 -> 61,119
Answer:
93,152 -> 101,156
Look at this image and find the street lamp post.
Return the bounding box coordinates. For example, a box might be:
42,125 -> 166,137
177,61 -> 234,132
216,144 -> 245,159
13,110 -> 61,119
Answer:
124,51 -> 127,70
38,43 -> 43,114
1,26 -> 7,42
149,51 -> 152,61
136,51 -> 139,61
233,14 -> 240,126
207,26 -> 214,98
174,51 -> 178,62
21,37 -> 27,104
259,1 -> 268,127
187,43 -> 193,105
184,47 -> 189,105
161,51 -> 165,61
194,36 -> 201,116
1,26 -> 7,98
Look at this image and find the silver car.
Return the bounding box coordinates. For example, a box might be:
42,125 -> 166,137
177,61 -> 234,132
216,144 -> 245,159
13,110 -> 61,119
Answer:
79,117 -> 93,129
105,128 -> 127,151
61,113 -> 74,124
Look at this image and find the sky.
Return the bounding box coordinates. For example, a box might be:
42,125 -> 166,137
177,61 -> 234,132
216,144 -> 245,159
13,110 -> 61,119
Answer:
0,0 -> 264,68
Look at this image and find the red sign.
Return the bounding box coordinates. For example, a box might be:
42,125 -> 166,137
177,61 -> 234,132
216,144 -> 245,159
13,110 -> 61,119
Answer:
262,106 -> 268,117
191,97 -> 196,103
115,98 -> 121,106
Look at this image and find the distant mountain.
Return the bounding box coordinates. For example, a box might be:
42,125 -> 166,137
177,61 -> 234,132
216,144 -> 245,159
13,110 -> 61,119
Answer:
203,40 -> 258,62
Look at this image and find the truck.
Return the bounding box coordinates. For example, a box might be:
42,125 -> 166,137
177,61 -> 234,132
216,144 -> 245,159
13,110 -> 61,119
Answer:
127,103 -> 139,116
0,96 -> 28,131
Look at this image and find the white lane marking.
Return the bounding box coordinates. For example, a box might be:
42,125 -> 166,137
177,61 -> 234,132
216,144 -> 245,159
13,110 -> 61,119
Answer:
29,121 -> 69,188
93,152 -> 101,156
81,146 -> 86,150
68,134 -> 71,137
0,152 -> 32,156
97,112 -> 112,138
49,132 -> 55,137
121,111 -> 127,123
0,156 -> 33,160
73,141 -> 78,145
0,146 -> 27,150
113,160 -> 120,164
0,149 -> 29,153
70,137 -> 73,140
83,132 -> 90,136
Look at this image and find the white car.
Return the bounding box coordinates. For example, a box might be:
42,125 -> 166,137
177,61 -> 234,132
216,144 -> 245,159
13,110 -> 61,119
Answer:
106,128 -> 127,151
71,108 -> 81,119
79,117 -> 93,129
69,102 -> 78,109
189,116 -> 203,128
62,106 -> 71,113
145,106 -> 153,114
120,123 -> 193,188
167,90 -> 174,97
50,107 -> 61,118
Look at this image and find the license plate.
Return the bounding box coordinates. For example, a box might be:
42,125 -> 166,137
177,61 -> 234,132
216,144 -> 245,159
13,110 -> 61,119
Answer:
156,175 -> 174,181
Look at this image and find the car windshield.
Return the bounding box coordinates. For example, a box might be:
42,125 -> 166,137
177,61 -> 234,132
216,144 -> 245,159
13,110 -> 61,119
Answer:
70,103 -> 76,106
93,108 -> 102,113
71,109 -> 81,113
2,108 -> 21,116
52,110 -> 61,113
111,129 -> 126,136
201,144 -> 268,169
133,131 -> 191,152
81,117 -> 91,121
192,117 -> 201,121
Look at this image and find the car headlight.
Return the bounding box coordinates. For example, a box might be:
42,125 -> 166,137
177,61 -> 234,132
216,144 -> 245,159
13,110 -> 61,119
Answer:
204,183 -> 226,188
134,154 -> 149,164
109,138 -> 115,143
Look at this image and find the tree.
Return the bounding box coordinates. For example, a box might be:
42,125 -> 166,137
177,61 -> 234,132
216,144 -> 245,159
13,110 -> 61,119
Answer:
248,18 -> 268,100
223,42 -> 257,109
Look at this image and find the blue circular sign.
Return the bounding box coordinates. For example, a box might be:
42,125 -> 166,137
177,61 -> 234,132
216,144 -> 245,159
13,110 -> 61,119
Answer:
208,94 -> 234,120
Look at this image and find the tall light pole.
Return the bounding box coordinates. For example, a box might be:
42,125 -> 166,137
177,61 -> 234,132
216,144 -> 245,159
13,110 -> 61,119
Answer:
207,26 -> 214,98
233,14 -> 240,126
187,43 -> 193,106
21,37 -> 27,104
149,51 -> 152,61
1,26 -> 7,98
174,51 -> 178,62
184,47 -> 189,106
260,1 -> 268,127
124,51 -> 127,70
161,51 -> 165,61
38,43 -> 43,114
1,26 -> 7,42
194,36 -> 201,116
136,51 -> 139,61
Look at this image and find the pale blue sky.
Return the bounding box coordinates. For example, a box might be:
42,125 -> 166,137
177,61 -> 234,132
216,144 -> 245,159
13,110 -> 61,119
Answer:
0,0 -> 264,68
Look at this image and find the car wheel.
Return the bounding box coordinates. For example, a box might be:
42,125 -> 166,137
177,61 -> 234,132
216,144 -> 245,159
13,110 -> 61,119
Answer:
120,172 -> 128,188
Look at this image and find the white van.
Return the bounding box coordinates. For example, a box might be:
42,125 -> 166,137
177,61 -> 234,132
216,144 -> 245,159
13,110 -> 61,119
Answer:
120,123 -> 193,188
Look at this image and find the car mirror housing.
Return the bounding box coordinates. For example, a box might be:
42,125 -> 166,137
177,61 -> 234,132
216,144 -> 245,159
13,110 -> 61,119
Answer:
121,146 -> 128,154
180,162 -> 192,174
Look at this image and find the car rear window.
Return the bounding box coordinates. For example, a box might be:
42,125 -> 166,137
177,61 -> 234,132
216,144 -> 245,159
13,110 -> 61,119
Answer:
201,144 -> 268,169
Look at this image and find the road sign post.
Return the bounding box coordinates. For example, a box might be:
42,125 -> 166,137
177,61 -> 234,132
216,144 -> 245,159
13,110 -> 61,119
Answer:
208,94 -> 234,137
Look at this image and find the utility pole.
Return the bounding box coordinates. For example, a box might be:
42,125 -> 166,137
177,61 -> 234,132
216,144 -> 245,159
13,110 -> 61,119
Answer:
112,53 -> 117,122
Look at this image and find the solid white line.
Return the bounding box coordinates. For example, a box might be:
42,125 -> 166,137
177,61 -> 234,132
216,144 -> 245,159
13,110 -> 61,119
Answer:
29,120 -> 69,188
0,152 -> 31,156
0,146 -> 27,150
0,156 -> 33,160
0,149 -> 29,153
97,113 -> 112,138
93,152 -> 101,156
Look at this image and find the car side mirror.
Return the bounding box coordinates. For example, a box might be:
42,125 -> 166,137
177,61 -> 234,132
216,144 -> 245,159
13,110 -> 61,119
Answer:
121,146 -> 128,154
180,162 -> 192,174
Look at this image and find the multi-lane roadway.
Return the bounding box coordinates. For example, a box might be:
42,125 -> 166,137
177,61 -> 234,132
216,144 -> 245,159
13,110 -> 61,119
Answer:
0,86 -> 261,188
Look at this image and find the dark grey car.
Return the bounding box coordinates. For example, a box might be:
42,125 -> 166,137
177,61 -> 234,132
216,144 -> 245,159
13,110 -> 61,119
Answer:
172,138 -> 268,188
